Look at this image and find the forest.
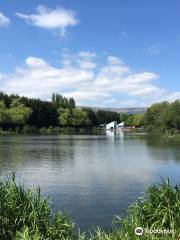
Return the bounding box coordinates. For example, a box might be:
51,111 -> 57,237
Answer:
144,100 -> 180,133
0,92 -> 179,134
0,92 -> 124,131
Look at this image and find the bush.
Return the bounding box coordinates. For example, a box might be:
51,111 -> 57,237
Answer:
22,125 -> 38,133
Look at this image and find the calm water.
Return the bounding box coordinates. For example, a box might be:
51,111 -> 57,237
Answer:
0,132 -> 180,231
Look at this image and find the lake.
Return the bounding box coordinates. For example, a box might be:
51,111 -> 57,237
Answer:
0,132 -> 180,231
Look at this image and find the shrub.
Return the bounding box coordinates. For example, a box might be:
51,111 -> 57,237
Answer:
22,125 -> 38,133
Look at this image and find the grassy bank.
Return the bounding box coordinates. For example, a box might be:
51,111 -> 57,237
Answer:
1,175 -> 180,239
0,126 -> 103,135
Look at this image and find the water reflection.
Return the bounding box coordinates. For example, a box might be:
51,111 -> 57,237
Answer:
106,130 -> 115,137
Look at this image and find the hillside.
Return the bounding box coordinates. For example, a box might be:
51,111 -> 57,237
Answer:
77,106 -> 147,114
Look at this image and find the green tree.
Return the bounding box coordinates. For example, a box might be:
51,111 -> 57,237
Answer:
0,100 -> 11,125
119,113 -> 128,122
21,97 -> 58,128
83,108 -> 97,126
8,99 -> 32,126
96,110 -> 120,124
68,98 -> 76,109
58,108 -> 72,126
52,93 -> 76,109
144,101 -> 169,132
58,108 -> 92,127
167,100 -> 180,130
133,114 -> 145,127
71,108 -> 92,127
125,115 -> 134,127
0,99 -> 32,128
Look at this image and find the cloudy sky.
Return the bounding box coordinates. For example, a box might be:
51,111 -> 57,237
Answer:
0,0 -> 180,107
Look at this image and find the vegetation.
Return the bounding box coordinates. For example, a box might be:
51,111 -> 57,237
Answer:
0,92 -> 179,135
58,107 -> 92,127
20,96 -> 58,128
0,99 -> 32,128
121,113 -> 145,128
95,110 -> 120,125
144,100 -> 180,134
124,100 -> 180,134
1,175 -> 180,239
0,174 -> 74,240
52,93 -> 76,110
0,92 -> 128,132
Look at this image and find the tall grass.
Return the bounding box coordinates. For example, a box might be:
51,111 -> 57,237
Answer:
0,175 -> 180,239
0,174 -> 74,240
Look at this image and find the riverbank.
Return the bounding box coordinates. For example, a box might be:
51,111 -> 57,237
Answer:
0,175 -> 179,239
0,127 -> 180,144
0,126 -> 103,135
0,126 -> 145,136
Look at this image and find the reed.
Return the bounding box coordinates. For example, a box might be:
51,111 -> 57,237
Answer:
0,175 -> 180,239
0,174 -> 73,240
90,179 -> 180,239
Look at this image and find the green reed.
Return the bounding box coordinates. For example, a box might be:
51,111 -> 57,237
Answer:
0,175 -> 180,239
0,173 -> 73,240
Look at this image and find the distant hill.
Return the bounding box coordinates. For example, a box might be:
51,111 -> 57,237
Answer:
77,106 -> 147,114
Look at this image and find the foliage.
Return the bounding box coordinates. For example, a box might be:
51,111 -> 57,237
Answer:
124,114 -> 145,127
119,113 -> 128,122
0,174 -> 73,240
0,91 -> 179,133
15,227 -> 42,240
144,100 -> 180,133
22,125 -> 38,133
1,176 -> 180,239
52,93 -> 76,109
125,114 -> 134,127
89,180 -> 180,240
0,92 -> 58,128
0,99 -> 32,127
0,100 -> 11,125
133,114 -> 145,127
20,96 -> 58,128
82,108 -> 97,126
8,99 -> 32,125
58,107 -> 92,127
96,110 -> 120,125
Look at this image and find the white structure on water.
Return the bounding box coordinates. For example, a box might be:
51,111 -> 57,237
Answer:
106,121 -> 117,130
117,122 -> 124,129
106,121 -> 124,130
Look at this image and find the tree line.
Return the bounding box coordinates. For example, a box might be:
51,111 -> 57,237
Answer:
144,100 -> 180,133
0,92 -> 126,130
0,92 -> 179,133
119,100 -> 180,133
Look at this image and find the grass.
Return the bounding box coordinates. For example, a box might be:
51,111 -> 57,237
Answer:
0,174 -> 74,240
0,125 -> 104,135
0,175 -> 180,239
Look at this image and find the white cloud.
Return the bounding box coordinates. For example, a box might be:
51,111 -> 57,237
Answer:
15,5 -> 78,36
0,12 -> 10,26
26,57 -> 48,67
107,56 -> 124,65
61,50 -> 96,69
1,54 -> 94,99
0,51 -> 179,107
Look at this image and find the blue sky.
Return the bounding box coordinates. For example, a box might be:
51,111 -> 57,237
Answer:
0,0 -> 180,107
